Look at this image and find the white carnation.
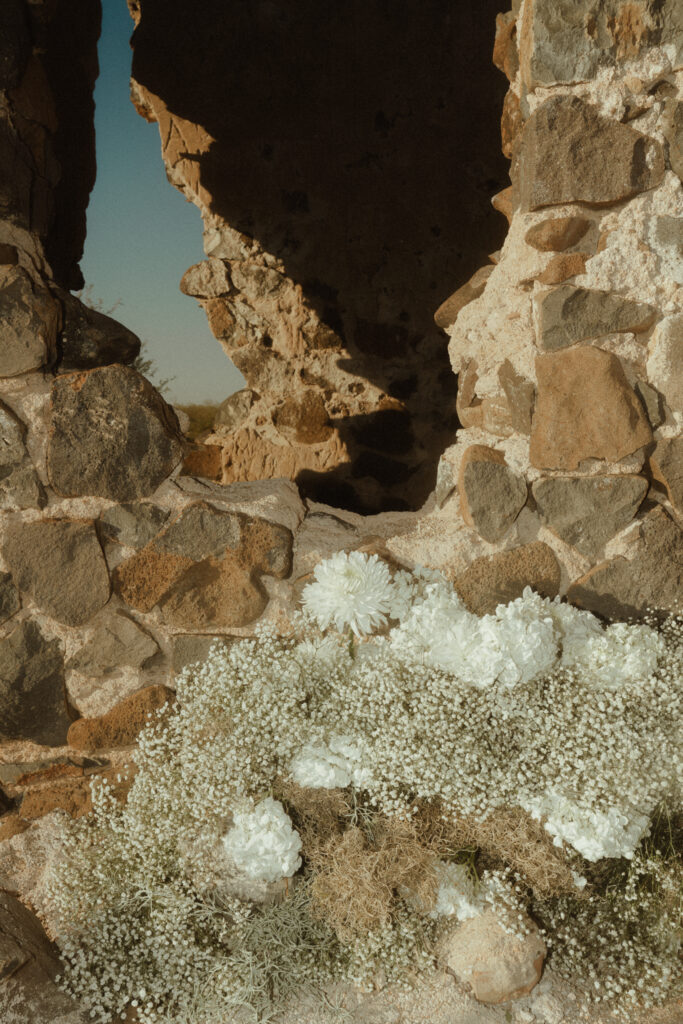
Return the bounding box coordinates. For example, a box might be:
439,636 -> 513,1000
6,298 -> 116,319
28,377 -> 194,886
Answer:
430,861 -> 484,920
522,790 -> 651,861
302,550 -> 393,637
291,734 -> 372,790
223,797 -> 302,882
561,620 -> 664,689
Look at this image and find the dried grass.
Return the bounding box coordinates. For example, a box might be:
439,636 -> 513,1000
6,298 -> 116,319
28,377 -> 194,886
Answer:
414,801 -> 578,897
308,816 -> 439,941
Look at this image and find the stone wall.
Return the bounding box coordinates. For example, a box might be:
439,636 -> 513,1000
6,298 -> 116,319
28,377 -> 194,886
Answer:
127,0 -> 510,513
430,0 -> 683,621
0,3 -> 682,995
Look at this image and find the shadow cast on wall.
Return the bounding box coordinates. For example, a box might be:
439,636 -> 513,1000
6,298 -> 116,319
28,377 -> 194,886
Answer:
130,0 -> 509,512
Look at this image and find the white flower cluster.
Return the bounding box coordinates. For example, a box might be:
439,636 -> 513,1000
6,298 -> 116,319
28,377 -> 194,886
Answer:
223,797 -> 302,882
302,550 -> 393,636
521,791 -> 653,862
291,735 -> 372,789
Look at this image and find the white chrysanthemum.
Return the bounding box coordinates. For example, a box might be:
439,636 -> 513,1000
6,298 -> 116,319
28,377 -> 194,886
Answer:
291,735 -> 372,789
223,797 -> 302,882
301,550 -> 394,637
522,791 -> 651,861
430,861 -> 484,920
387,565 -> 445,622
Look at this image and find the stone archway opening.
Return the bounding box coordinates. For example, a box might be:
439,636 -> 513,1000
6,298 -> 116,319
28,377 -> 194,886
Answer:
127,0 -> 511,513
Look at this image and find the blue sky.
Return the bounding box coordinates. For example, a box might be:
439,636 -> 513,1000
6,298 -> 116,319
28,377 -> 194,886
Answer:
80,0 -> 244,404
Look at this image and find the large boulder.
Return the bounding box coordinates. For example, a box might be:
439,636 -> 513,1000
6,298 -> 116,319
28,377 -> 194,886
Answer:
0,267 -> 60,377
47,365 -> 184,501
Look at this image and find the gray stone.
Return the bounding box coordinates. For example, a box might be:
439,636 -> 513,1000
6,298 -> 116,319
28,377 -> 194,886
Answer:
67,611 -> 159,676
156,502 -> 242,560
213,388 -> 256,431
0,267 -> 59,377
0,620 -> 70,746
650,436 -> 683,515
459,447 -> 527,543
0,572 -> 20,625
514,96 -> 665,210
55,288 -> 141,371
47,365 -> 184,501
522,0 -> 683,89
2,519 -> 110,627
0,893 -> 86,1023
0,400 -> 45,510
535,285 -> 657,351
532,474 -> 648,559
180,258 -> 232,298
498,360 -> 535,435
568,507 -> 683,620
172,634 -> 234,676
98,501 -> 170,548
455,542 -> 561,616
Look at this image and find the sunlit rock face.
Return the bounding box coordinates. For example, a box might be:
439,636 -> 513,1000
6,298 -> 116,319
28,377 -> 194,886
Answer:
127,0 -> 509,512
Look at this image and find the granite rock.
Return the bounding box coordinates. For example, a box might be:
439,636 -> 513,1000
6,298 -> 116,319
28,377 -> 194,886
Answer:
534,285 -> 657,351
530,347 -> 652,470
2,519 -> 110,627
180,258 -> 232,298
513,96 -> 665,210
98,501 -> 171,548
458,445 -> 527,543
567,507 -> 683,619
0,620 -> 70,746
532,474 -> 648,558
47,365 -> 184,501
67,611 -> 159,676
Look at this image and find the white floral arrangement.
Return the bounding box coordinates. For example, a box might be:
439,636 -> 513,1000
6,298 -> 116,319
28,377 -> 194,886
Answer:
46,552 -> 682,1023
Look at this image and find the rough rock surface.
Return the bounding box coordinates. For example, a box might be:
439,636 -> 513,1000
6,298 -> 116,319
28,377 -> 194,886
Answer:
530,347 -> 653,470
0,620 -> 70,746
650,437 -> 683,514
513,96 -> 665,210
55,288 -> 141,371
646,314 -> 683,415
0,893 -> 86,1024
66,611 -> 159,676
67,684 -> 175,751
532,475 -> 648,558
454,542 -> 561,616
0,267 -> 59,377
98,501 -> 171,548
458,445 -> 527,543
440,910 -> 545,1004
0,572 -> 20,625
434,266 -> 495,331
0,400 -> 45,510
568,507 -> 683,619
213,388 -> 256,431
128,0 -> 511,511
2,519 -> 110,626
47,365 -> 184,501
114,501 -> 292,628
524,216 -> 590,252
534,286 -> 657,351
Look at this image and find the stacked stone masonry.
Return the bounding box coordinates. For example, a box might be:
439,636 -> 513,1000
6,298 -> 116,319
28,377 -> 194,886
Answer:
0,2 -> 682,1018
